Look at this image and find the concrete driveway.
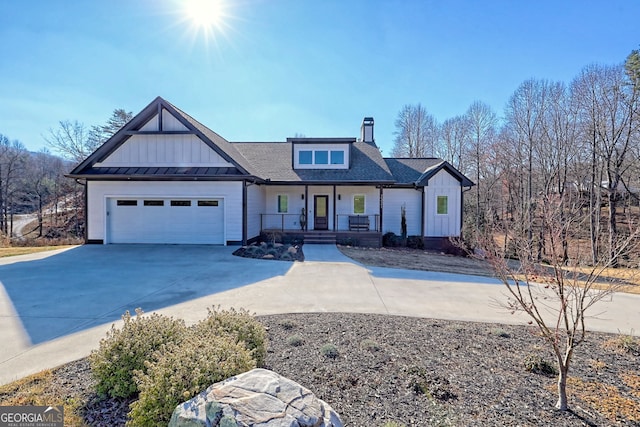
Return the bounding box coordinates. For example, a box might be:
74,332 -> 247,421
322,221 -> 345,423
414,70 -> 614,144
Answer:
1,244 -> 639,385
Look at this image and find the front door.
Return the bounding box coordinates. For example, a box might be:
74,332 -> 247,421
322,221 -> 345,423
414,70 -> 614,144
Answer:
314,195 -> 329,230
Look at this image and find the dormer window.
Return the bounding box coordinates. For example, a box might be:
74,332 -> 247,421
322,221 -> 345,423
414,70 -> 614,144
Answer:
291,138 -> 352,170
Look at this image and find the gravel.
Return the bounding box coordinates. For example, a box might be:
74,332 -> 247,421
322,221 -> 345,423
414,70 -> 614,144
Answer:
43,313 -> 639,426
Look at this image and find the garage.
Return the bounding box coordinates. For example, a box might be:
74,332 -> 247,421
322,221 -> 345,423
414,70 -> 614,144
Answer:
106,197 -> 224,244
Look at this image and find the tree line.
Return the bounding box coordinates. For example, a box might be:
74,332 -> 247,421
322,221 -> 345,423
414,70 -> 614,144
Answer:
0,109 -> 131,240
393,49 -> 640,267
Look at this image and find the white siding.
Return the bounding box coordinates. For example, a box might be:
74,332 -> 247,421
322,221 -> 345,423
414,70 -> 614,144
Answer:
264,186 -> 307,230
334,186 -> 379,230
95,134 -> 233,167
424,170 -> 461,237
140,115 -> 159,131
162,109 -> 189,131
382,188 -> 422,235
87,181 -> 243,243
246,184 -> 265,240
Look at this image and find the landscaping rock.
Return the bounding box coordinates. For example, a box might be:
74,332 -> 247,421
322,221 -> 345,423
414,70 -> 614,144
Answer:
169,368 -> 343,427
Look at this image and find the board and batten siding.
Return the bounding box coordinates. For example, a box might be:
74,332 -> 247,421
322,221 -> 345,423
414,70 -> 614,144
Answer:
94,134 -> 233,167
87,181 -> 243,243
424,170 -> 462,237
246,184 -> 265,240
382,188 -> 423,236
263,186 -> 306,230
334,186 -> 379,230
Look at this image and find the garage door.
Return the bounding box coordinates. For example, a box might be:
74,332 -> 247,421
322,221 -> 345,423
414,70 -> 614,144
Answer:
107,198 -> 224,244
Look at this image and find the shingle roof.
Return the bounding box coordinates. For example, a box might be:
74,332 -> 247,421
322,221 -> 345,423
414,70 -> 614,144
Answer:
232,141 -> 395,183
384,158 -> 474,187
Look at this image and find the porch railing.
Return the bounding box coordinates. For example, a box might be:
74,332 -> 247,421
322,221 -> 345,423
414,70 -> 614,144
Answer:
260,213 -> 380,232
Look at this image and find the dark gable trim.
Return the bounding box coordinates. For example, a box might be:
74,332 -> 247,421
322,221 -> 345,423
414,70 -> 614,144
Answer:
69,97 -> 253,178
417,162 -> 474,187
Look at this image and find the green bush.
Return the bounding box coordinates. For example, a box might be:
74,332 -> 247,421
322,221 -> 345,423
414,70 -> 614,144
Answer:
89,309 -> 186,399
128,333 -> 255,427
524,354 -> 557,376
191,307 -> 267,367
321,343 -> 339,359
287,335 -> 304,347
406,235 -> 425,249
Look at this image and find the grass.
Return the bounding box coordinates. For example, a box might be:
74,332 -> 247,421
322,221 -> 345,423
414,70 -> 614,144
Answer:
0,369 -> 86,426
0,245 -> 77,258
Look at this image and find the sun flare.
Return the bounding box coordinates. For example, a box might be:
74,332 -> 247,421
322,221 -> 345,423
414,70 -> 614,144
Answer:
183,0 -> 226,31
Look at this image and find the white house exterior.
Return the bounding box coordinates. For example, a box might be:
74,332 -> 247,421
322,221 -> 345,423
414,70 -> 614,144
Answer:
69,97 -> 473,247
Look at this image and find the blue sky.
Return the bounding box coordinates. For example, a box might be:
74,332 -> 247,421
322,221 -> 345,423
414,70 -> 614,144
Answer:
1,0 -> 638,157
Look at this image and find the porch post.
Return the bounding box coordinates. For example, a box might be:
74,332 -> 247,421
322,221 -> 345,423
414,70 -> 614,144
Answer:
421,186 -> 426,238
379,186 -> 384,232
304,185 -> 308,231
242,180 -> 248,245
332,185 -> 337,231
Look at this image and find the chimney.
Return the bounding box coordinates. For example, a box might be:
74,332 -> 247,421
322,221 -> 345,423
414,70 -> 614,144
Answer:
361,117 -> 374,144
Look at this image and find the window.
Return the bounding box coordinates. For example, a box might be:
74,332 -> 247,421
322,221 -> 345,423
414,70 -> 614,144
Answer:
171,200 -> 191,207
144,200 -> 164,206
277,195 -> 288,213
198,200 -> 219,207
299,150 -> 312,164
330,150 -> 344,164
437,196 -> 448,215
353,195 -> 365,214
117,200 -> 137,206
315,150 -> 328,164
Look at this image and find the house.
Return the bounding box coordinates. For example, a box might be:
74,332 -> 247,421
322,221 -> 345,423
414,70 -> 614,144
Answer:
68,97 -> 473,247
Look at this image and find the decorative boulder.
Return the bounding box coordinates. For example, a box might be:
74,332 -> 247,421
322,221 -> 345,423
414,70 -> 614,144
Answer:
169,368 -> 343,427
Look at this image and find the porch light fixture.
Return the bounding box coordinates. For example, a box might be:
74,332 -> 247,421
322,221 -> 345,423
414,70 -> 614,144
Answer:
338,194 -> 341,200
301,194 -> 304,200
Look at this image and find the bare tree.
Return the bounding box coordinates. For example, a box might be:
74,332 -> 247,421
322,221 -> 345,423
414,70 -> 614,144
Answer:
475,193 -> 639,411
44,120 -> 91,164
465,101 -> 497,236
439,115 -> 469,171
392,104 -> 439,157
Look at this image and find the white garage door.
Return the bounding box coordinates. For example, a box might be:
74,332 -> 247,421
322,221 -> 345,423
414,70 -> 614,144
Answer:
107,197 -> 224,244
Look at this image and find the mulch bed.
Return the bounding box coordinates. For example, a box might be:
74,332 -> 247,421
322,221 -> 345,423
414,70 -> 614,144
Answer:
232,241 -> 304,261
39,313 -> 640,426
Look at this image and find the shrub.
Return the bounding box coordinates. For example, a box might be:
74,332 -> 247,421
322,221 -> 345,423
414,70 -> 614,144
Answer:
603,332 -> 639,355
279,319 -> 298,330
321,343 -> 339,359
287,335 -> 304,347
524,354 -> 557,376
383,232 -> 401,247
191,307 -> 267,367
89,309 -> 186,399
490,328 -> 511,338
406,235 -> 425,249
128,333 -> 255,427
360,338 -> 381,352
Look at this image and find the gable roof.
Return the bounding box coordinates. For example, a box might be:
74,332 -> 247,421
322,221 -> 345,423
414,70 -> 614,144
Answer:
68,97 -> 258,180
384,158 -> 474,187
232,141 -> 395,184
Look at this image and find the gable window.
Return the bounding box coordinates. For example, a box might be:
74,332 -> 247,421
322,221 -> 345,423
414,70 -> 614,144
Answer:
437,196 -> 448,215
330,151 -> 344,165
299,151 -> 312,165
353,195 -> 365,214
315,150 -> 328,165
277,195 -> 288,213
